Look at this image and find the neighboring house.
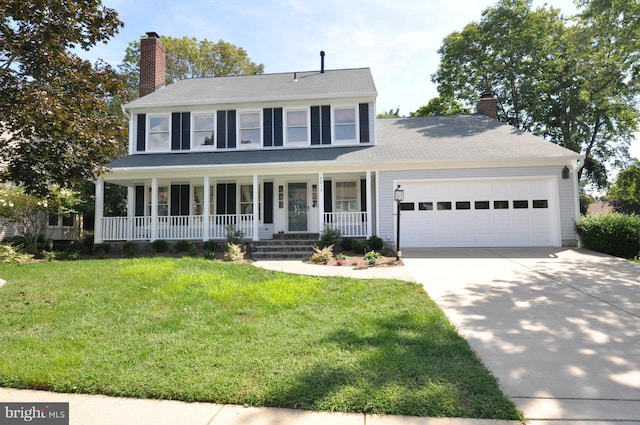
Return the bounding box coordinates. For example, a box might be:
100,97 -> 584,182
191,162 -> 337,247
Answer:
587,201 -> 613,215
94,32 -> 584,248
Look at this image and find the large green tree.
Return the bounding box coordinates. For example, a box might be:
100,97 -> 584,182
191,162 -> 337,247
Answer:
432,0 -> 640,189
0,0 -> 129,196
608,159 -> 640,215
119,36 -> 265,98
411,96 -> 470,117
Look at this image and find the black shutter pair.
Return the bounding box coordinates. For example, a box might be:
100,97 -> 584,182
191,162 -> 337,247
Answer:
171,112 -> 191,150
217,110 -> 237,149
263,108 -> 283,147
311,105 -> 331,145
216,183 -> 237,215
170,185 -> 190,216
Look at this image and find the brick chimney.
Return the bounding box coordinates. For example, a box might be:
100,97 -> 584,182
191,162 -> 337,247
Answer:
139,32 -> 166,98
476,91 -> 498,119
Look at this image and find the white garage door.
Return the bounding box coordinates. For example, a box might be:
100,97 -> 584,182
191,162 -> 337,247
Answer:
398,178 -> 560,247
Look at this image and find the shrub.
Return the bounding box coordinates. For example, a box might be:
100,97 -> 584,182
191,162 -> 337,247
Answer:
319,229 -> 341,248
174,240 -> 192,253
341,238 -> 355,251
364,250 -> 381,265
310,244 -> 334,264
203,249 -> 215,260
224,242 -> 244,261
226,226 -> 244,245
0,243 -> 33,264
152,239 -> 169,253
368,235 -> 384,251
122,241 -> 137,257
351,239 -> 367,254
42,250 -> 56,262
93,243 -> 112,257
203,240 -> 218,252
575,213 -> 640,259
187,243 -> 198,257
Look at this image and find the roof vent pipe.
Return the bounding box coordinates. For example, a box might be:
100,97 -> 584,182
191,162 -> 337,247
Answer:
320,51 -> 325,73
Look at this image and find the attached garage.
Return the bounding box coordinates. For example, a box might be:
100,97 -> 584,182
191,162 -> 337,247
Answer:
397,177 -> 561,247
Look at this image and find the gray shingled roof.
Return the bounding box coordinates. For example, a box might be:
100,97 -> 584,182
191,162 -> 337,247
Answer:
109,115 -> 582,170
124,68 -> 377,109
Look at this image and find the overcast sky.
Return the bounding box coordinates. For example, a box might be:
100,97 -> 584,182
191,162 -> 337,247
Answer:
81,0 -> 639,159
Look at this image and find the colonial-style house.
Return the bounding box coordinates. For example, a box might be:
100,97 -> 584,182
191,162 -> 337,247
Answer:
94,32 -> 584,250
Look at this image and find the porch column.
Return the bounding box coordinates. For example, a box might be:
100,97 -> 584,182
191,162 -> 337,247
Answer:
318,172 -> 324,233
203,176 -> 210,241
94,178 -> 104,243
366,171 -> 372,237
127,186 -> 135,218
151,177 -> 158,241
252,174 -> 259,241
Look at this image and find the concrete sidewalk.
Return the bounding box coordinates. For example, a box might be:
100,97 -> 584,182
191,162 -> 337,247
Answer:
0,388 -> 518,425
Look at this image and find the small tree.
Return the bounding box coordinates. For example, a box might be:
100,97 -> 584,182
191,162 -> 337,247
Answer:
0,186 -> 82,254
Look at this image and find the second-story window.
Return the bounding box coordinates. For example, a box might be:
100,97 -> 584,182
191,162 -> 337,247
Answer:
148,115 -> 170,151
286,110 -> 308,144
239,112 -> 261,147
193,114 -> 215,150
334,107 -> 356,141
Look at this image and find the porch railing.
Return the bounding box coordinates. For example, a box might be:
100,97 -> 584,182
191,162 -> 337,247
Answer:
323,212 -> 369,237
101,215 -> 254,241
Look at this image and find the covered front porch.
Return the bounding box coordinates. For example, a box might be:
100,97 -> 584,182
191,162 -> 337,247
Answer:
94,171 -> 375,243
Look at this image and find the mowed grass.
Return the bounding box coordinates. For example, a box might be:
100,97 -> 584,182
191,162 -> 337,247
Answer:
0,258 -> 521,419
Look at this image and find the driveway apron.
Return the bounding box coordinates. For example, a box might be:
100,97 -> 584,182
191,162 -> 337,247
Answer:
402,248 -> 640,423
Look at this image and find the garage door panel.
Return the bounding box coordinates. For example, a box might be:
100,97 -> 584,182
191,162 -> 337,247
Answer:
400,178 -> 558,247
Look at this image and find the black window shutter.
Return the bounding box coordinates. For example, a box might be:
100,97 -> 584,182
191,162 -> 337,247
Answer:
323,180 -> 332,212
311,106 -> 320,145
359,103 -> 370,143
263,108 -> 273,147
360,179 -> 367,212
216,183 -> 226,215
273,108 -> 283,146
227,110 -> 236,149
134,185 -> 145,216
170,185 -> 180,215
227,183 -> 237,214
321,105 -> 331,145
264,182 -> 274,224
136,114 -> 146,152
181,112 -> 190,150
217,111 -> 226,149
171,113 -> 181,150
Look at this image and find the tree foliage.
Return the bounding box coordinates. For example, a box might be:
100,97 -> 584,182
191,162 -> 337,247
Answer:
119,36 -> 265,98
377,107 -> 400,118
410,96 -> 470,117
0,0 -> 129,196
608,159 -> 640,215
432,0 -> 640,189
0,185 -> 82,254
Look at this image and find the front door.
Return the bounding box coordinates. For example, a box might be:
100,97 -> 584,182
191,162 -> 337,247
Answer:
288,182 -> 308,232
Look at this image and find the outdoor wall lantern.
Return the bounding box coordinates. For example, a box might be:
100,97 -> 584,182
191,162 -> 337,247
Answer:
394,185 -> 404,260
562,166 -> 570,179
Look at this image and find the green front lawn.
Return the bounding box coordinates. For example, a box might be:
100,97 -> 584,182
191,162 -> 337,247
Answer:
0,258 -> 521,419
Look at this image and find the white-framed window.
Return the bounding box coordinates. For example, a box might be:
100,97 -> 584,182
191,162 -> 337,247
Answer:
193,186 -> 214,215
239,111 -> 261,147
335,181 -> 358,212
286,110 -> 308,144
193,113 -> 215,150
148,115 -> 170,151
147,186 -> 169,216
240,184 -> 261,219
334,107 -> 356,141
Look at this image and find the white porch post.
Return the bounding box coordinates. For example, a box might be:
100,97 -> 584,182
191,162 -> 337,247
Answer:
94,178 -> 104,243
318,172 -> 324,233
252,174 -> 259,241
151,177 -> 158,241
127,186 -> 135,218
203,176 -> 210,241
366,171 -> 372,237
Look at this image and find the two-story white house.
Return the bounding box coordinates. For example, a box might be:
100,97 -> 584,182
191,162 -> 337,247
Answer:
94,33 -> 584,249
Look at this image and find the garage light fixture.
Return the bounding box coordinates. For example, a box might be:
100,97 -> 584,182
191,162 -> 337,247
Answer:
394,185 -> 404,261
562,166 -> 570,179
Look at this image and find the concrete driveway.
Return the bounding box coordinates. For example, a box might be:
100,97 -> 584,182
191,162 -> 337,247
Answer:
402,248 -> 640,424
